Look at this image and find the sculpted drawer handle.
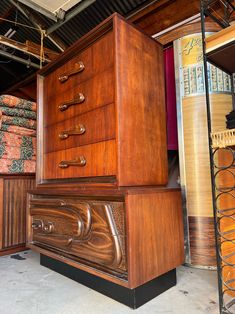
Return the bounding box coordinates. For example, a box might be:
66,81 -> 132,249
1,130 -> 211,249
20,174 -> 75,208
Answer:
59,124 -> 86,139
42,222 -> 54,234
58,93 -> 85,111
58,156 -> 86,168
32,220 -> 42,229
58,61 -> 85,83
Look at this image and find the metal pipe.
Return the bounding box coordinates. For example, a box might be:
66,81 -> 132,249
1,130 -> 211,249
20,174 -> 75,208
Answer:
9,0 -> 65,52
9,0 -> 42,30
0,50 -> 40,69
46,0 -> 96,35
18,0 -> 58,21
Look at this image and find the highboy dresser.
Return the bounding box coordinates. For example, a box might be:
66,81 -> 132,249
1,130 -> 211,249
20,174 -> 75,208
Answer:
27,14 -> 184,308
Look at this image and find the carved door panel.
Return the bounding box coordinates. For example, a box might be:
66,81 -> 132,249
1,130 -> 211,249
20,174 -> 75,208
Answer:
29,196 -> 126,275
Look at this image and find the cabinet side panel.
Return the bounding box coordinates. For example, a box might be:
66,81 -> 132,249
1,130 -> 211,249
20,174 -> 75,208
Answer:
3,176 -> 35,248
115,17 -> 168,186
0,179 -> 3,249
126,190 -> 184,288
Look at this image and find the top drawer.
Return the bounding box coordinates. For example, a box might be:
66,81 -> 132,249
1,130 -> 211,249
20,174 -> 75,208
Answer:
43,31 -> 114,97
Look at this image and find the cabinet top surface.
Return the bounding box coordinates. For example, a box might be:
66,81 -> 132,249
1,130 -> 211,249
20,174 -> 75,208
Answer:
37,12 -> 159,77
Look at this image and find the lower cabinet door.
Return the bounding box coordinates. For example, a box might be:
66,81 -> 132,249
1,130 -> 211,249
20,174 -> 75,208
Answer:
28,195 -> 127,278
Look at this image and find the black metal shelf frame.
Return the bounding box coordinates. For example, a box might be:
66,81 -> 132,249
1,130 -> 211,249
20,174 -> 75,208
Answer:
201,1 -> 235,313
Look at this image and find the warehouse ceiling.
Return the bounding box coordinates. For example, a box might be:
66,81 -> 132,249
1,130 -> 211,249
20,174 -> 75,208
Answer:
0,0 -> 152,93
18,0 -> 83,19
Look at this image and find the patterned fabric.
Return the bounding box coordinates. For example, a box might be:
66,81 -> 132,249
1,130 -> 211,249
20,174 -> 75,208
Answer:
0,94 -> 36,112
0,112 -> 37,129
0,158 -> 35,173
0,124 -> 36,137
0,95 -> 37,174
0,107 -> 36,120
0,131 -> 36,150
0,144 -> 36,160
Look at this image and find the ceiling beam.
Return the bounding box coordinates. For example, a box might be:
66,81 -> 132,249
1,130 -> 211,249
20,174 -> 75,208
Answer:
0,49 -> 40,68
9,0 -> 66,51
0,5 -> 15,25
0,36 -> 54,62
46,0 -> 96,35
22,6 -> 68,51
0,63 -> 16,77
18,0 -> 58,21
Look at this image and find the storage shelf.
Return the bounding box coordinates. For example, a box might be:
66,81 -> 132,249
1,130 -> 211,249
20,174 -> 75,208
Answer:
206,24 -> 235,74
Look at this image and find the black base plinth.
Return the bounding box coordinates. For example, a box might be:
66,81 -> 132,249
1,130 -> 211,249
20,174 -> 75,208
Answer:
40,254 -> 176,309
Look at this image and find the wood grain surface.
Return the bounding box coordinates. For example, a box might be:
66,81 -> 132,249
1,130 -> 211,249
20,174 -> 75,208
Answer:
27,187 -> 184,287
0,179 -> 4,249
188,216 -> 216,266
131,0 -> 200,36
43,68 -> 114,127
126,190 -> 184,288
0,175 -> 35,252
115,16 -> 168,186
43,140 -> 117,180
37,14 -> 168,187
43,31 -> 114,100
157,21 -> 221,46
28,195 -> 127,277
44,103 -> 116,153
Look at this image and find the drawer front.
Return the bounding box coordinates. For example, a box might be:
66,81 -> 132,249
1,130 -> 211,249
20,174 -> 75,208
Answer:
28,195 -> 127,276
43,31 -> 114,98
44,68 -> 114,127
43,140 -> 116,180
44,103 -> 116,153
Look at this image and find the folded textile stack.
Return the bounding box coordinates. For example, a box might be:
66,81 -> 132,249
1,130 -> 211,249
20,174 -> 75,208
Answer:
226,109 -> 235,129
0,94 -> 37,173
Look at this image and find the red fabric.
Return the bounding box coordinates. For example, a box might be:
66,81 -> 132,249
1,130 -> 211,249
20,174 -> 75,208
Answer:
164,47 -> 178,150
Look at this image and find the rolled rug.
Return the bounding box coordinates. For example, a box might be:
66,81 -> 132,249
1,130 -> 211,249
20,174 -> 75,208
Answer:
0,130 -> 36,150
0,107 -> 36,120
0,94 -> 36,112
0,143 -> 36,160
0,124 -> 36,137
0,158 -> 35,173
0,114 -> 37,129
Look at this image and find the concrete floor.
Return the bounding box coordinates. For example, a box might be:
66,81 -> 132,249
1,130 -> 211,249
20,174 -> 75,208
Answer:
0,250 -> 219,314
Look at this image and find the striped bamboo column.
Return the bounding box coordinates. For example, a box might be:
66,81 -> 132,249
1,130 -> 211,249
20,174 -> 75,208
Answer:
174,32 -> 233,267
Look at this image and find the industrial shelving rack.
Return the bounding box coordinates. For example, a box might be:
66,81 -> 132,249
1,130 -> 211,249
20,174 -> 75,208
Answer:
201,1 -> 235,313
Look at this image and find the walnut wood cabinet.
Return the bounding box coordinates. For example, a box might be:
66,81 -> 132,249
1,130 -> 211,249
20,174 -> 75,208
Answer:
27,13 -> 184,308
27,188 -> 184,288
0,174 -> 35,256
36,13 -> 167,188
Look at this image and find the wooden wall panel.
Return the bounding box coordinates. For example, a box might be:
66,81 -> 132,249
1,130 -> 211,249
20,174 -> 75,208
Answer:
2,176 -> 35,250
158,21 -> 221,45
0,179 -> 4,249
131,0 -> 200,36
